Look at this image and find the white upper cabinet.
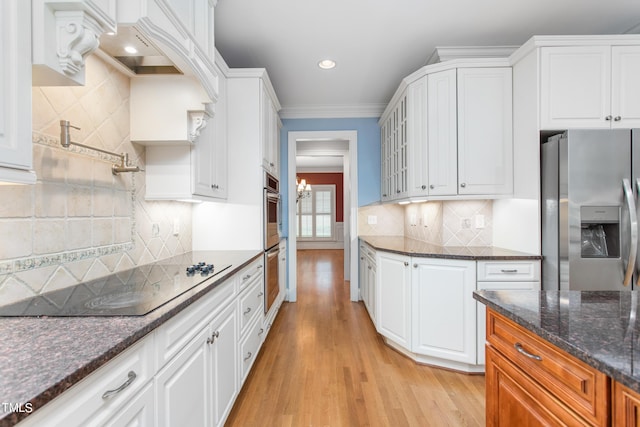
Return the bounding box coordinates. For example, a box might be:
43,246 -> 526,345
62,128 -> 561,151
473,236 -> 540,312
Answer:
0,0 -> 36,184
261,83 -> 280,178
427,69 -> 458,196
540,45 -> 640,129
165,0 -> 216,61
381,62 -> 513,202
32,0 -> 116,86
457,67 -> 513,195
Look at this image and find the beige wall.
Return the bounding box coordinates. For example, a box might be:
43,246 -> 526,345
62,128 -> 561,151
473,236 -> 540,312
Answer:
0,56 -> 193,304
358,200 -> 493,247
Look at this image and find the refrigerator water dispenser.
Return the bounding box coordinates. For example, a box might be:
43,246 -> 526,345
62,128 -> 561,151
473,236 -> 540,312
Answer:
580,206 -> 620,258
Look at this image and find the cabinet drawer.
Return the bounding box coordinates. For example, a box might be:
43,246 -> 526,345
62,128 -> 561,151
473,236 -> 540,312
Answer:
487,310 -> 609,426
19,335 -> 154,427
486,346 -> 593,426
477,261 -> 540,282
155,278 -> 236,369
239,316 -> 265,383
239,277 -> 264,334
238,258 -> 264,292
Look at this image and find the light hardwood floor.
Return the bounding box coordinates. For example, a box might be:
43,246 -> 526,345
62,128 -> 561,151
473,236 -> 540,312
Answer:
226,249 -> 486,426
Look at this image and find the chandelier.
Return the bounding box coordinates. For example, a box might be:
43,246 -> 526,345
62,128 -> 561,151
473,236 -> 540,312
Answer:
296,177 -> 311,202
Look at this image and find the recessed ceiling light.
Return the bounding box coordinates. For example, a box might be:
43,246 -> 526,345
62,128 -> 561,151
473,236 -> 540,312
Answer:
124,46 -> 138,54
318,59 -> 336,70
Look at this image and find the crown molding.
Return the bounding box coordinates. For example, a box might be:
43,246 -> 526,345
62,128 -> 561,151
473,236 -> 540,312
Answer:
279,103 -> 386,119
426,45 -> 519,65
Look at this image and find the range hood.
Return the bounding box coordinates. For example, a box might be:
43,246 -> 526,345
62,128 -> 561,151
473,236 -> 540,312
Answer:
98,26 -> 182,75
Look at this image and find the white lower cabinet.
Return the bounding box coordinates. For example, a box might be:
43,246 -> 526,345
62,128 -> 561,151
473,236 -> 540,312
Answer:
156,326 -> 211,427
103,382 -> 155,427
376,251 -> 412,349
373,248 -> 540,373
411,258 -> 477,366
359,243 -> 377,324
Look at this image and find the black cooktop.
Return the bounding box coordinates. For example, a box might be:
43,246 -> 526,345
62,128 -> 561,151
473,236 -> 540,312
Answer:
0,254 -> 231,317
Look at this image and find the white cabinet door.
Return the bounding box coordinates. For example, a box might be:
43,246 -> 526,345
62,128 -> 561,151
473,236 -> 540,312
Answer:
407,76 -> 429,197
278,239 -> 287,299
540,46 -> 611,129
427,69 -> 458,196
261,84 -> 279,177
376,251 -> 411,348
411,258 -> 476,364
208,303 -> 239,427
156,327 -> 210,427
611,45 -> 640,128
365,255 -> 376,325
0,0 -> 35,184
457,67 -> 513,195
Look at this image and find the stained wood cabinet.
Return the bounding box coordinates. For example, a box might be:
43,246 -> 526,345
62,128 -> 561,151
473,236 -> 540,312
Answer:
613,381 -> 640,427
0,0 -> 36,184
485,309 -> 610,426
540,45 -> 640,129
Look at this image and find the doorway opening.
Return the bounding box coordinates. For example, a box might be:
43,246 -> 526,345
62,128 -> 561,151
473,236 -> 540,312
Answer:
287,131 -> 359,302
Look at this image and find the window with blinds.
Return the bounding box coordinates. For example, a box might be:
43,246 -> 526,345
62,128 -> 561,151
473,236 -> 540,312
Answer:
296,184 -> 336,240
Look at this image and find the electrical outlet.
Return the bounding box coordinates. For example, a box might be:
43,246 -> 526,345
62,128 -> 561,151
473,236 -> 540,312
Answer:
475,215 -> 485,229
367,215 -> 377,225
173,218 -> 180,236
409,214 -> 417,226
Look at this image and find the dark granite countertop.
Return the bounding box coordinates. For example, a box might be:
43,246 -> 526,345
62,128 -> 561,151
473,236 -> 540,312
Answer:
0,250 -> 261,426
360,235 -> 541,260
474,290 -> 640,394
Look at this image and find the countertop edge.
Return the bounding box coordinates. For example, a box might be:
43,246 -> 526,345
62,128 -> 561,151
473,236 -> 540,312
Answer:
0,250 -> 263,426
473,291 -> 640,395
360,236 -> 542,260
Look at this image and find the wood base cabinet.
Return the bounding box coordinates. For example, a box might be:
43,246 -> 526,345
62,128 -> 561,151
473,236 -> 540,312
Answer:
485,309 -> 610,426
613,381 -> 640,427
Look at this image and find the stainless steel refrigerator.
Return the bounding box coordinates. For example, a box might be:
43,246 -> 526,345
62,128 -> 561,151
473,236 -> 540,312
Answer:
542,129 -> 640,291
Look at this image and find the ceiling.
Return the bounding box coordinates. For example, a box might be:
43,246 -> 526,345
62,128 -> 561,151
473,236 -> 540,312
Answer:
214,0 -> 640,119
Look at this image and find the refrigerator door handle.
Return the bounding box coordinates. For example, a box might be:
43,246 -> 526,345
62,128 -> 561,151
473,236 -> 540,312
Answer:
623,179 -> 637,287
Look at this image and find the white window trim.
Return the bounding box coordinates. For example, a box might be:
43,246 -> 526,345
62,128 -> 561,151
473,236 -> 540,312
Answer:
296,184 -> 336,242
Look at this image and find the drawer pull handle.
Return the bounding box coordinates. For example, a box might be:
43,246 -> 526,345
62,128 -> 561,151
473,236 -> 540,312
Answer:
500,269 -> 518,273
244,352 -> 252,361
243,274 -> 251,281
258,328 -> 264,335
258,292 -> 264,297
244,307 -> 252,315
102,371 -> 136,399
514,343 -> 542,361
257,265 -> 263,269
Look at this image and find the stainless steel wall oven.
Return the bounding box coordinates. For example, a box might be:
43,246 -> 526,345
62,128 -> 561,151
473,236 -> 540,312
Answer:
263,172 -> 280,313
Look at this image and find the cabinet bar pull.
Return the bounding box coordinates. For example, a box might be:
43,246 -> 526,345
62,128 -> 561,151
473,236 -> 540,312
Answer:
102,371 -> 136,399
500,269 -> 518,273
258,292 -> 264,297
244,307 -> 252,315
242,274 -> 251,281
514,343 -> 542,361
206,331 -> 219,344
605,115 -> 613,121
244,352 -> 252,361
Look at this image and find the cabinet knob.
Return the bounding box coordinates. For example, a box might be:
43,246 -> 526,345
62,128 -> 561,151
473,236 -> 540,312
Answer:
614,116 -> 622,121
211,184 -> 219,189
460,183 -> 466,188
430,185 -> 435,189
413,263 -> 418,268
396,190 -> 401,194
421,185 -> 426,190
270,162 -> 274,167
404,261 -> 409,267
368,266 -> 372,270
382,193 -> 388,197
605,115 -> 613,121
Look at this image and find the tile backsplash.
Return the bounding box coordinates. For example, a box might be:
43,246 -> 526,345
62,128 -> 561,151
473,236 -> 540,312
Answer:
358,200 -> 493,247
0,55 -> 193,304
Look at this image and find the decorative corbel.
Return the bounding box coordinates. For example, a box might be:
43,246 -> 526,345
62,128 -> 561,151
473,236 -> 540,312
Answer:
188,111 -> 209,143
55,11 -> 102,76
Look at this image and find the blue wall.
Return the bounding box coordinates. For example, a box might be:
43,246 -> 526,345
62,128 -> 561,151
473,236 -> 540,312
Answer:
279,117 -> 380,237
